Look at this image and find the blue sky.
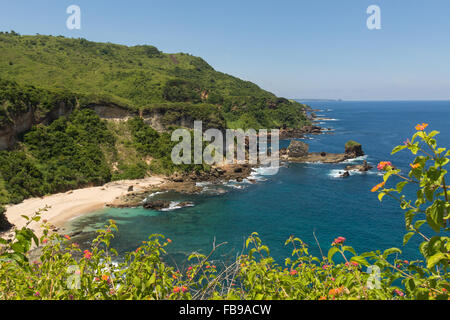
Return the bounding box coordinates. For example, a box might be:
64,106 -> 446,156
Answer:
1,0 -> 449,100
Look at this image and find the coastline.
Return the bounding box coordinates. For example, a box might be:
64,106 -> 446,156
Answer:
1,112 -> 325,240
2,176 -> 166,239
1,163 -> 256,239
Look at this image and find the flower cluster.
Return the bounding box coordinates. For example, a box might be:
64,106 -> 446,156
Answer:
377,161 -> 392,171
415,123 -> 428,131
331,236 -> 346,246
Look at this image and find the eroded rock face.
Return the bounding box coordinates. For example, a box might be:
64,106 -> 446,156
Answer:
287,140 -> 309,158
284,141 -> 367,164
143,200 -> 171,210
344,160 -> 372,172
345,141 -> 364,157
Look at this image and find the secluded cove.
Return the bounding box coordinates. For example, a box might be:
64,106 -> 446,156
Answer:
61,101 -> 450,266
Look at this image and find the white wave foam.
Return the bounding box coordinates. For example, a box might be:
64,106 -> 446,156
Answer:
160,201 -> 194,212
328,168 -> 379,178
142,191 -> 168,203
342,155 -> 368,164
195,181 -> 212,187
315,118 -> 339,121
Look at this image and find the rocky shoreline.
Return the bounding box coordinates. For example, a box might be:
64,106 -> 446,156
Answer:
106,163 -> 254,209
280,140 -> 365,164
106,111 -> 350,209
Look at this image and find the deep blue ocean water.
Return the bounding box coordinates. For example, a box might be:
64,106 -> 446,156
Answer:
67,101 -> 450,266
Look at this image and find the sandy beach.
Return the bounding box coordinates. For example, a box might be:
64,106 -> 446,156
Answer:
2,176 -> 165,238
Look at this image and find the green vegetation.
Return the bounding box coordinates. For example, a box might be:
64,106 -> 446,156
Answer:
0,32 -> 311,209
345,140 -> 361,148
0,109 -> 114,204
0,31 -> 309,130
0,125 -> 448,300
0,78 -> 77,127
0,32 -> 311,211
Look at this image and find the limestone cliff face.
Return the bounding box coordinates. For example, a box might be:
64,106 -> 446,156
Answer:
0,101 -> 78,150
0,107 -> 34,150
0,101 -> 224,150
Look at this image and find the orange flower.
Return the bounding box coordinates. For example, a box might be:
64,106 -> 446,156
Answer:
319,296 -> 327,300
410,163 -> 420,169
173,286 -> 180,293
371,181 -> 385,192
64,235 -> 71,240
167,239 -> 172,243
377,161 -> 392,171
415,123 -> 428,131
101,274 -> 109,281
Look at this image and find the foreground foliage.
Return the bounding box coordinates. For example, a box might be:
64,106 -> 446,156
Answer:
0,125 -> 448,300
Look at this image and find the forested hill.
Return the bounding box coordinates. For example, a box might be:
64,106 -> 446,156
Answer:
0,31 -> 308,130
0,32 -> 309,227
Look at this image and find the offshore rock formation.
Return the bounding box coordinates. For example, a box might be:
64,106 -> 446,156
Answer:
284,140 -> 365,164
344,160 -> 372,172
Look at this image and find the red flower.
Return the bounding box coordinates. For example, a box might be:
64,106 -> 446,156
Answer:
332,236 -> 346,246
64,235 -> 71,240
182,286 -> 188,293
377,161 -> 392,171
173,286 -> 180,293
394,289 -> 404,297
290,270 -> 298,276
83,250 -> 92,260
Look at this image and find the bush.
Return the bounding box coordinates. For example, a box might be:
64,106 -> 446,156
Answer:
0,123 -> 448,300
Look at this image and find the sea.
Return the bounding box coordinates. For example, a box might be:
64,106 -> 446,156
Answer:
66,101 -> 450,267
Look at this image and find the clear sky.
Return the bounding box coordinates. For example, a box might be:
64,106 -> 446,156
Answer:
1,0 -> 449,100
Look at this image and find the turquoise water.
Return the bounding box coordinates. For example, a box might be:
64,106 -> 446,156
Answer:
67,101 -> 450,266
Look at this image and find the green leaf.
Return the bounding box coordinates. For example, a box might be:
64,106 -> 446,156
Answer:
428,130 -> 440,138
427,253 -> 447,269
426,201 -> 445,233
378,192 -> 386,202
403,232 -> 415,246
414,220 -> 426,230
342,246 -> 356,256
391,145 -> 407,155
383,247 -> 402,258
327,246 -> 339,263
396,181 -> 408,193
350,256 -> 369,267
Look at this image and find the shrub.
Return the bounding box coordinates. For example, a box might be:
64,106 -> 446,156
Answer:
1,123 -> 447,300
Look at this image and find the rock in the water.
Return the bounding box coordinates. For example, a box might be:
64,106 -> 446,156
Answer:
345,160 -> 373,172
287,140 -> 309,158
340,171 -> 350,178
143,200 -> 171,210
345,141 -> 364,157
127,185 -> 134,192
